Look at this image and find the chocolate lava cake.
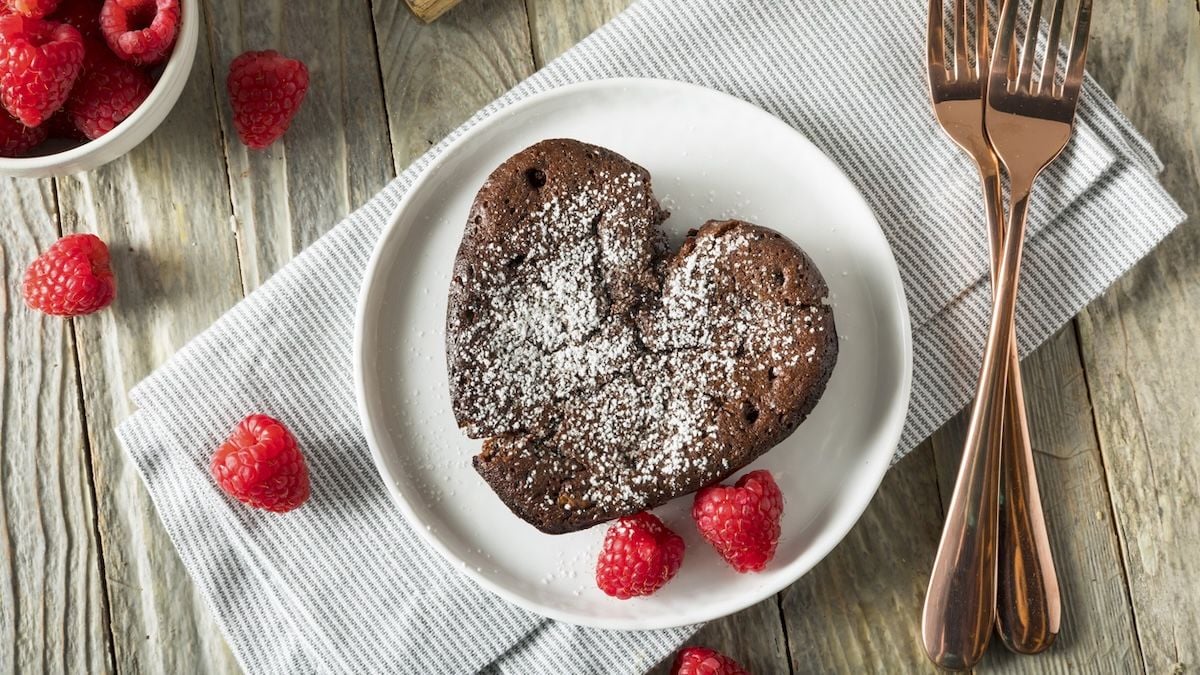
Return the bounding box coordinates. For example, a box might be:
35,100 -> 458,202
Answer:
446,139 -> 837,534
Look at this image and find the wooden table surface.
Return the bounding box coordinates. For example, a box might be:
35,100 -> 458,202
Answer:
2,1 -> 1197,672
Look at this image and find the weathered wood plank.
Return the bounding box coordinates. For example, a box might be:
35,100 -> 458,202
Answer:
372,0 -> 536,169
54,4 -> 244,671
0,180 -> 112,674
1074,1 -> 1200,672
525,0 -> 630,67
205,0 -> 394,291
931,326 -> 1142,672
779,442 -> 944,671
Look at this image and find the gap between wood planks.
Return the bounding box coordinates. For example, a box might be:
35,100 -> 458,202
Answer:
195,0 -> 248,298
364,0 -> 399,192
47,175 -> 120,674
773,593 -> 797,675
66,321 -> 118,675
1071,313 -> 1149,673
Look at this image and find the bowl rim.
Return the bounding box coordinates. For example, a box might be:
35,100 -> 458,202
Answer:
354,77 -> 915,630
0,0 -> 200,172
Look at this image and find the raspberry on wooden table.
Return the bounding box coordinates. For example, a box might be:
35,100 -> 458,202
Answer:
692,470 -> 784,573
98,0 -> 177,66
66,40 -> 151,138
0,14 -> 84,126
211,414 -> 310,513
671,646 -> 750,675
226,50 -> 309,150
0,108 -> 46,155
595,512 -> 684,599
4,0 -> 61,19
22,233 -> 116,316
49,0 -> 100,39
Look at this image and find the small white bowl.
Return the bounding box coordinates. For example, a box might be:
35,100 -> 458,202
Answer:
0,0 -> 199,178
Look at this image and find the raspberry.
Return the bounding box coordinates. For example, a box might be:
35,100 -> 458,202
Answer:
49,0 -> 99,39
66,41 -> 150,138
670,647 -> 749,675
595,512 -> 684,599
0,15 -> 84,126
4,0 -> 61,19
692,470 -> 784,573
226,50 -> 308,150
98,0 -> 177,66
22,233 -> 116,316
0,108 -> 46,155
211,414 -> 310,513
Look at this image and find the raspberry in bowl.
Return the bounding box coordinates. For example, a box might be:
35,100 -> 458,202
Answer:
0,0 -> 198,177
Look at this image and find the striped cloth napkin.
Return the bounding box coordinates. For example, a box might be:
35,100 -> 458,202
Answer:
117,0 -> 1184,672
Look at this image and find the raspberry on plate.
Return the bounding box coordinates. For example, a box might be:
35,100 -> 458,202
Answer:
4,0 -> 61,19
670,646 -> 750,675
0,14 -> 84,127
98,0 -> 177,66
226,50 -> 309,150
49,0 -> 100,39
22,233 -> 116,316
692,469 -> 784,573
1,108 -> 47,155
595,512 -> 684,599
211,414 -> 311,513
66,41 -> 151,138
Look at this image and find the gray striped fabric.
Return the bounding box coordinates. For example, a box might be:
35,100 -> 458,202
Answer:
116,0 -> 1184,672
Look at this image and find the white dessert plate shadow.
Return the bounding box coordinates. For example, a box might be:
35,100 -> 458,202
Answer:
355,78 -> 912,630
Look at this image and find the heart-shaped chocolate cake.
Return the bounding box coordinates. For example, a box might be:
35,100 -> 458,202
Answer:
446,139 -> 837,534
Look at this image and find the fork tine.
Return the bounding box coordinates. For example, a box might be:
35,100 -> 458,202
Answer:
1017,0 -> 1043,93
1063,0 -> 1093,98
1039,0 -> 1065,95
991,0 -> 1019,90
975,0 -> 990,78
954,0 -> 970,78
928,0 -> 947,72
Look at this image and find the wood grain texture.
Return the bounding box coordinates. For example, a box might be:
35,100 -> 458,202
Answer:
372,0 -> 536,169
777,443 -> 944,672
646,597 -> 791,675
204,0 -> 395,291
525,0 -> 632,67
1074,1 -> 1200,672
55,5 -> 244,671
403,0 -> 464,23
931,327 -> 1142,673
0,179 -> 111,674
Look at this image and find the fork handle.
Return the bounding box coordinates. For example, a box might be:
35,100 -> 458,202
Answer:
996,350 -> 1061,653
977,171 -> 1062,655
922,179 -> 1033,671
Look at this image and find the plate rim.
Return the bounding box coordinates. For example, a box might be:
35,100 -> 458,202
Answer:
354,77 -> 914,630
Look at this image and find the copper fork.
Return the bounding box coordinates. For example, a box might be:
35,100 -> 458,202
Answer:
922,0 -> 1089,668
983,0 -> 1090,654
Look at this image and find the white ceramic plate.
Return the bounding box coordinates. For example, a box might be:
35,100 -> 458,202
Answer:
356,78 -> 912,630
